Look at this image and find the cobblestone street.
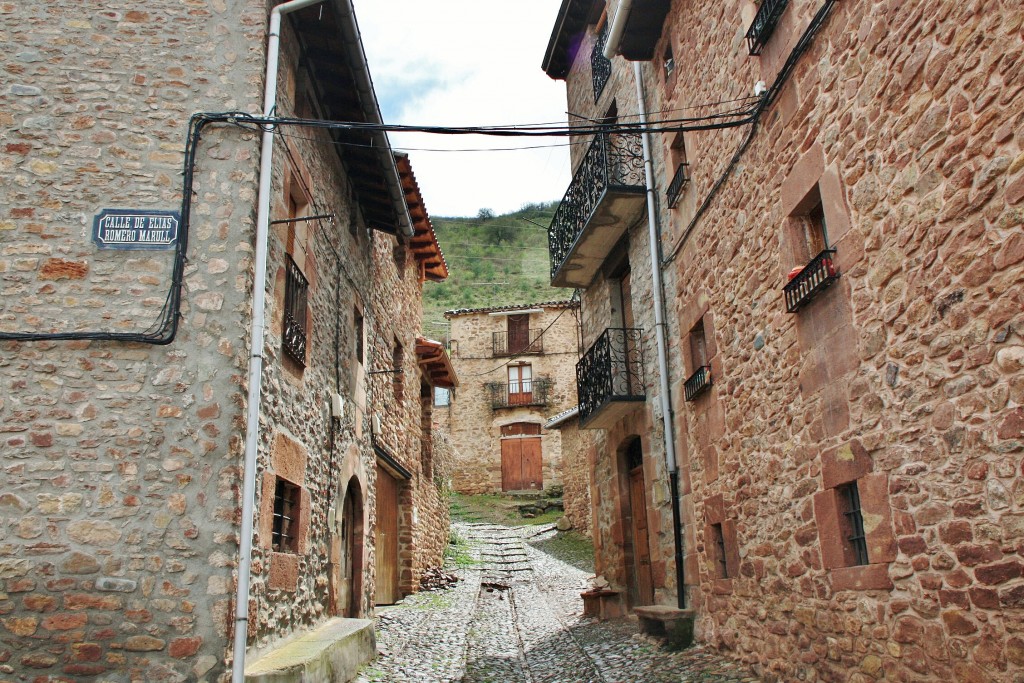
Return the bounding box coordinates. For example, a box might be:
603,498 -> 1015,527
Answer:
355,523 -> 757,683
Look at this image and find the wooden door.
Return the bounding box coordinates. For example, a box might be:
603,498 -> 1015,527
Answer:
508,314 -> 530,354
628,464 -> 654,606
375,465 -> 400,605
508,364 -> 533,406
500,425 -> 543,491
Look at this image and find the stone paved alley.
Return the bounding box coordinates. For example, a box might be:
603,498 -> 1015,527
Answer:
355,523 -> 757,683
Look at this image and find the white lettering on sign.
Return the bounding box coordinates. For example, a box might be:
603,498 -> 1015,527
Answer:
95,212 -> 178,247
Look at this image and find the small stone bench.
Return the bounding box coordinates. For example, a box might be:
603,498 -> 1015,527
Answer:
580,589 -> 622,620
633,605 -> 695,646
245,617 -> 375,683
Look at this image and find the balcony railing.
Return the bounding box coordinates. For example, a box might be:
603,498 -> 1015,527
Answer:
592,23 -> 612,102
684,364 -> 712,402
486,378 -> 552,410
746,0 -> 789,55
666,162 -> 690,209
492,329 -> 544,357
783,248 -> 839,313
577,328 -> 645,429
548,132 -> 646,287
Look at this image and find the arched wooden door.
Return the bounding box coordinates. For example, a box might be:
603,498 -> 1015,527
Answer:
375,465 -> 401,605
331,478 -> 363,618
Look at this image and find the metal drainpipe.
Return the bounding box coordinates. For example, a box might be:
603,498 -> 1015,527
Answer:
232,1 -> 327,680
632,60 -> 687,609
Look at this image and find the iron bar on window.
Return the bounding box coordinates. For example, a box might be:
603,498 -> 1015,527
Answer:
783,248 -> 839,313
666,162 -> 690,209
841,482 -> 869,566
283,254 -> 309,366
272,478 -> 300,552
684,364 -> 713,402
712,523 -> 729,579
746,0 -> 790,55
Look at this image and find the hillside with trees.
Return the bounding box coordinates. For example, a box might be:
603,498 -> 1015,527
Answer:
422,202 -> 574,341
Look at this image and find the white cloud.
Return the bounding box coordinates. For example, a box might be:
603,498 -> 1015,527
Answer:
353,0 -> 572,217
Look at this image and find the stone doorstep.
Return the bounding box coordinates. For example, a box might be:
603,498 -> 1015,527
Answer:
632,605 -> 695,636
245,618 -> 375,683
580,589 -> 622,620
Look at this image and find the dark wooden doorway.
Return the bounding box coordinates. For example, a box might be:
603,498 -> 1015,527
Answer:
507,314 -> 530,354
500,423 -> 543,491
331,477 -> 363,618
375,465 -> 401,605
624,439 -> 654,606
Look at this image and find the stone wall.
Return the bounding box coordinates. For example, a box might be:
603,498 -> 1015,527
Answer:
646,0 -> 1023,680
445,303 -> 582,495
550,418 -> 595,536
0,2 -> 268,679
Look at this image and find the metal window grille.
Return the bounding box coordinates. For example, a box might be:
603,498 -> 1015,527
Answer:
711,523 -> 728,579
684,364 -> 713,402
272,478 -> 300,552
592,23 -> 611,102
492,329 -> 544,357
666,162 -> 690,209
783,248 -> 839,313
840,482 -> 869,566
283,255 -> 308,366
746,0 -> 789,55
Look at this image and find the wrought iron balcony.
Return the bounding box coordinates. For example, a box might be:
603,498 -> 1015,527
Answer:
684,364 -> 712,402
492,329 -> 544,357
282,254 -> 308,367
548,133 -> 646,288
592,23 -> 611,102
486,378 -> 552,410
666,162 -> 690,209
746,0 -> 789,55
577,328 -> 645,429
783,248 -> 839,313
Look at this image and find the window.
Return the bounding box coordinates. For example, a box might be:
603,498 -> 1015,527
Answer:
784,185 -> 839,313
684,317 -> 713,401
838,482 -> 869,566
354,307 -> 364,365
746,0 -> 789,56
272,478 -> 301,553
392,339 -> 405,403
711,523 -> 729,579
508,314 -> 530,355
433,387 -> 450,407
801,189 -> 829,258
662,43 -> 675,80
666,131 -> 689,209
283,254 -> 309,366
508,364 -> 533,406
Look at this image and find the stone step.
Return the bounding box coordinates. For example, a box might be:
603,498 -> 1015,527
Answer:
245,617 -> 375,683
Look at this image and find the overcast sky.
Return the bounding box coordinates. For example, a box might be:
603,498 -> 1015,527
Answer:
352,0 -> 572,218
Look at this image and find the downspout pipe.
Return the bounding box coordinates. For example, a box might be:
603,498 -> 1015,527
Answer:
231,1 -> 327,681
633,61 -> 688,608
603,0 -> 633,60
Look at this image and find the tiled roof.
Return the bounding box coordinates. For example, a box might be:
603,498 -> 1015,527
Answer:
544,406 -> 579,429
415,336 -> 457,388
443,299 -> 578,319
396,154 -> 448,282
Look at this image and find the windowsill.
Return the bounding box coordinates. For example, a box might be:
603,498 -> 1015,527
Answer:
831,563 -> 892,592
711,578 -> 733,595
269,551 -> 301,592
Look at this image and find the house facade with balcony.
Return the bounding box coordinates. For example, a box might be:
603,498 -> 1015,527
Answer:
543,0 -> 688,619
441,301 -> 581,496
547,0 -> 1024,680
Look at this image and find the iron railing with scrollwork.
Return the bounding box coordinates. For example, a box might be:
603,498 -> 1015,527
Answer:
592,23 -> 611,102
577,328 -> 645,425
283,254 -> 308,366
783,248 -> 839,313
493,329 -> 544,357
548,132 -> 645,281
485,378 -> 553,410
684,364 -> 712,402
746,0 -> 789,55
666,162 -> 690,209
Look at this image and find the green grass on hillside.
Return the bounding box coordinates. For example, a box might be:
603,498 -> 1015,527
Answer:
422,203 -> 574,338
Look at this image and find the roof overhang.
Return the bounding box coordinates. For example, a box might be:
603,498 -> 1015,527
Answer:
541,0 -> 602,80
289,0 -> 413,236
395,154 -> 448,282
416,337 -> 458,388
615,0 -> 672,61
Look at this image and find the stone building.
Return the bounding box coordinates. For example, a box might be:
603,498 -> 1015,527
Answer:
441,301 -> 581,497
544,0 -> 1024,680
0,1 -> 452,680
